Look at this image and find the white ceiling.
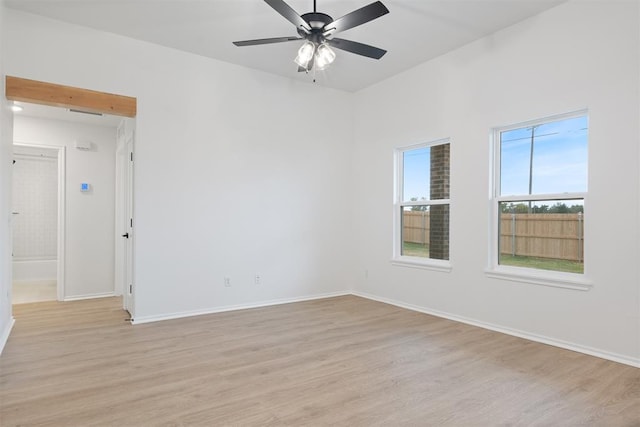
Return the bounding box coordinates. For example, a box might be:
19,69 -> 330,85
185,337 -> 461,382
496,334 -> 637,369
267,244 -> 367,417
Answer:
5,0 -> 565,92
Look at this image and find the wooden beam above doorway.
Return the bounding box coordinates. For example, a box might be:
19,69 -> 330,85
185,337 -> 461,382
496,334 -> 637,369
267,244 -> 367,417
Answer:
5,76 -> 137,118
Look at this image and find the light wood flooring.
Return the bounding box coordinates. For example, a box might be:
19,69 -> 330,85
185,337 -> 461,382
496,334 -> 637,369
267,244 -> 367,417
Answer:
1,296 -> 638,426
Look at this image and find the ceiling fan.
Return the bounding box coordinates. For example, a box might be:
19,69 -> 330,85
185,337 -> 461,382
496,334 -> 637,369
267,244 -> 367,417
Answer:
233,0 -> 389,72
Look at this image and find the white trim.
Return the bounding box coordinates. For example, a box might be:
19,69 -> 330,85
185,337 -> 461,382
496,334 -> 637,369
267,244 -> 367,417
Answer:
57,147 -> 66,301
495,109 -> 589,134
390,257 -> 452,273
7,286 -> 632,367
396,137 -> 451,155
399,199 -> 450,207
351,291 -> 639,368
394,138 -> 451,262
496,193 -> 586,203
485,266 -> 592,291
63,292 -> 115,302
488,110 -> 589,281
0,317 -> 16,356
114,125 -> 126,298
131,291 -> 350,325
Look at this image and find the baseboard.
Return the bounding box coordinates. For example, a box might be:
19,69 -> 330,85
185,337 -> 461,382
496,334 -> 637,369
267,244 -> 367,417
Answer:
351,290 -> 640,369
57,285 -> 639,368
0,317 -> 16,356
131,291 -> 350,325
63,292 -> 115,302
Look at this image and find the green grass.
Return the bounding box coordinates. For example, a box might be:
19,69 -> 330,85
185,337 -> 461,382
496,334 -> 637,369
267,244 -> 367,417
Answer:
403,242 -> 583,274
500,254 -> 584,274
402,242 -> 429,257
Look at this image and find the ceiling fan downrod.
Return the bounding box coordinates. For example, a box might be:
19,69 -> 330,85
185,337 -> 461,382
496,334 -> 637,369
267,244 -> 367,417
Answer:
232,0 -> 390,72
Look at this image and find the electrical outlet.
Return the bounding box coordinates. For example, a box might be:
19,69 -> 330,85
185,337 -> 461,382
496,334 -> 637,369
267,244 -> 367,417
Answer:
224,276 -> 231,287
254,274 -> 261,285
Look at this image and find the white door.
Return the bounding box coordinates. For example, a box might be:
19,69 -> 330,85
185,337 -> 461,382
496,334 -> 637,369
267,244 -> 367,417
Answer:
123,136 -> 134,316
116,120 -> 134,318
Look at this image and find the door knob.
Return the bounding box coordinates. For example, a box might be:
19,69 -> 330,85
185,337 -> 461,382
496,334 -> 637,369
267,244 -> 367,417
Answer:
122,233 -> 129,238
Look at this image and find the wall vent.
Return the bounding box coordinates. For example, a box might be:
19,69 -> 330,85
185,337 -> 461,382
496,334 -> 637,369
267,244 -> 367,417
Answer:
68,108 -> 103,116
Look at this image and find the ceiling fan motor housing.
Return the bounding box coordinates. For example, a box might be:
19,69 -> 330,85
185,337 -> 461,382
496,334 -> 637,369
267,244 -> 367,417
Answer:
298,12 -> 334,43
232,0 -> 389,68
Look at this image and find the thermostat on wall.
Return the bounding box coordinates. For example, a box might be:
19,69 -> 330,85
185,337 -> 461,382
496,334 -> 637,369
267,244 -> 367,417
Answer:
80,183 -> 90,192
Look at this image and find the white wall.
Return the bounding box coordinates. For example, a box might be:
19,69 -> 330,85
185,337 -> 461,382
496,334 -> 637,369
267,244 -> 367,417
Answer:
3,9 -> 355,321
3,1 -> 637,365
352,0 -> 640,364
0,0 -> 15,355
13,116 -> 117,299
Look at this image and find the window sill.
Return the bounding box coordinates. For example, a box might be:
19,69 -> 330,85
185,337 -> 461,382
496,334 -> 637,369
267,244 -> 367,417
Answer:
390,257 -> 452,273
484,266 -> 593,291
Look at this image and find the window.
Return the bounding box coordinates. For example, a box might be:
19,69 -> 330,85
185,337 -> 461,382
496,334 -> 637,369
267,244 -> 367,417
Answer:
393,139 -> 450,271
489,111 -> 588,285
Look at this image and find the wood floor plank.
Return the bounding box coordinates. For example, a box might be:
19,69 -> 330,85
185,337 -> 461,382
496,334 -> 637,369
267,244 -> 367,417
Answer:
1,296 -> 638,426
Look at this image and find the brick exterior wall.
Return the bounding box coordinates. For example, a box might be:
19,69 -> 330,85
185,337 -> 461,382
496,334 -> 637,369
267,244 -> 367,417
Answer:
429,144 -> 450,260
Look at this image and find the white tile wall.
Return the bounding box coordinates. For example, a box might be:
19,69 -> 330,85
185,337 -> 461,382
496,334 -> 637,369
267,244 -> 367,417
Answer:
12,146 -> 58,260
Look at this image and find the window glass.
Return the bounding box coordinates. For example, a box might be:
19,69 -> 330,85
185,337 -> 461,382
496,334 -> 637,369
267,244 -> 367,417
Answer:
396,141 -> 450,264
494,112 -> 587,275
498,200 -> 584,274
500,116 -> 588,196
402,147 -> 430,201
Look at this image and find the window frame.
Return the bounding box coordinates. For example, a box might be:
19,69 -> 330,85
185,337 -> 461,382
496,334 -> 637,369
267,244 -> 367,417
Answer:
486,110 -> 592,291
392,138 -> 452,272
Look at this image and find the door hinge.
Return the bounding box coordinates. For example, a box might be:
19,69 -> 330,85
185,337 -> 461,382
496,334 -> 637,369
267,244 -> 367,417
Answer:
129,284 -> 133,294
130,218 -> 133,228
130,152 -> 133,161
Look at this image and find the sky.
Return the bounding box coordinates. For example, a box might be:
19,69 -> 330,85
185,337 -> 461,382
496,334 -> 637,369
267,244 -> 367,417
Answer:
402,115 -> 587,203
500,115 -> 588,197
403,146 -> 431,201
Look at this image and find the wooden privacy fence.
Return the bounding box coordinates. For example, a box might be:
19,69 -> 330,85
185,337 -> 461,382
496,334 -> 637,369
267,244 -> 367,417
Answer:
403,211 -> 430,245
403,211 -> 584,261
500,213 -> 583,262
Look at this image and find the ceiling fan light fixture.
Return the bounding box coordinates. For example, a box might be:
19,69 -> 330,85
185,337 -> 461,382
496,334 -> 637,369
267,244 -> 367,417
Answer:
234,0 -> 389,75
315,43 -> 336,70
294,41 -> 316,68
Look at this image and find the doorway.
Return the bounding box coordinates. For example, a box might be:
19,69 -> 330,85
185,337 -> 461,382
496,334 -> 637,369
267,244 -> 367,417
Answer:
11,143 -> 65,304
5,76 -> 137,317
11,102 -> 129,305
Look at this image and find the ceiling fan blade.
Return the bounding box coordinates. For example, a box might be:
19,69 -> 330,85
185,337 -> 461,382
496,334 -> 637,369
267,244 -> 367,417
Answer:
264,0 -> 312,33
327,38 -> 386,59
323,1 -> 389,36
233,36 -> 302,47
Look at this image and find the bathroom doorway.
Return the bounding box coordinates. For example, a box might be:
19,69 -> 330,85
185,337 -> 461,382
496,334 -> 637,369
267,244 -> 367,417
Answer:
12,143 -> 65,303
